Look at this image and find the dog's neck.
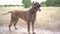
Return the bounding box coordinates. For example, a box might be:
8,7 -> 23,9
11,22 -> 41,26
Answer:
29,7 -> 37,14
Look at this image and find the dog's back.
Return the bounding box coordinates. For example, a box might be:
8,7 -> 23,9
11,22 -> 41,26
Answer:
11,10 -> 29,21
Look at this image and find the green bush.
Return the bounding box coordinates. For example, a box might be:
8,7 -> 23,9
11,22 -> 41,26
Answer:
22,0 -> 31,8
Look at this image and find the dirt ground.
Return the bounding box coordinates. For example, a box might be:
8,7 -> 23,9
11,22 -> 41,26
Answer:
0,7 -> 60,34
0,25 -> 60,34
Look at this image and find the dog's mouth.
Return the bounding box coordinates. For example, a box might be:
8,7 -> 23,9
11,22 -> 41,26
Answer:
36,7 -> 41,11
34,4 -> 41,11
37,4 -> 41,11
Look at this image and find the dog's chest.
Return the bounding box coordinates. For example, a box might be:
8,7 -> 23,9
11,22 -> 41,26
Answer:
30,13 -> 36,21
21,11 -> 36,21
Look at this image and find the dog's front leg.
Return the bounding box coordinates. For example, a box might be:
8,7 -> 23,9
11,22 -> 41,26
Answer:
27,21 -> 30,34
32,21 -> 36,34
32,14 -> 36,34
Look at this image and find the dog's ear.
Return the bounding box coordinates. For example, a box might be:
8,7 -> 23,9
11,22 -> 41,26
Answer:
32,1 -> 35,7
32,1 -> 38,5
33,1 -> 34,3
32,1 -> 34,5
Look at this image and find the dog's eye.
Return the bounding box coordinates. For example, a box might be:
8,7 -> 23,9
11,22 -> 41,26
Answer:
37,4 -> 40,8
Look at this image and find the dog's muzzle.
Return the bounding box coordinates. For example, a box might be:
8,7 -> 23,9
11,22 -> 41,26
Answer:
36,4 -> 41,11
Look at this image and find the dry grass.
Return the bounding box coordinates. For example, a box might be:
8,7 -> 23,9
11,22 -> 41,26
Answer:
0,7 -> 60,31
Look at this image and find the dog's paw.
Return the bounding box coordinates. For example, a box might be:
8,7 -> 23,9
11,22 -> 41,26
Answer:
15,28 -> 17,30
33,32 -> 36,34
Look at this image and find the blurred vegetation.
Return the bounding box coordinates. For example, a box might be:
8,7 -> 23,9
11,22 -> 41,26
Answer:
0,0 -> 32,8
41,2 -> 46,7
0,0 -> 60,7
0,5 -> 22,7
22,0 -> 31,8
41,0 -> 60,7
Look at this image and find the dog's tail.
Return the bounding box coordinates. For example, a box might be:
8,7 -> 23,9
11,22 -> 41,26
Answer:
2,11 -> 12,15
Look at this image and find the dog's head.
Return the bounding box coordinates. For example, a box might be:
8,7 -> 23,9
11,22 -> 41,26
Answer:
32,1 -> 41,11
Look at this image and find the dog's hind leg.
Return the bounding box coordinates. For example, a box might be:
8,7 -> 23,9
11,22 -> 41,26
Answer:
14,17 -> 18,30
9,14 -> 18,31
9,17 -> 18,31
9,20 -> 13,32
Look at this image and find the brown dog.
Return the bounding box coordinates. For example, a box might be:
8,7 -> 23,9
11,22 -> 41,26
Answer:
3,1 -> 41,34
